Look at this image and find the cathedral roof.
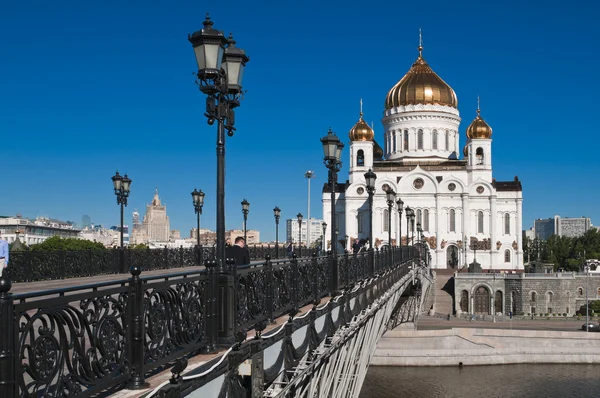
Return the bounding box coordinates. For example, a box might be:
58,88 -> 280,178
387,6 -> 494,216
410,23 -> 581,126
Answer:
385,45 -> 458,110
348,112 -> 374,142
492,177 -> 522,192
466,107 -> 492,139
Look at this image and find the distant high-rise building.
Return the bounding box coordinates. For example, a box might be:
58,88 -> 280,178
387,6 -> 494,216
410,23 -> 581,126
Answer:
132,210 -> 141,230
82,214 -> 91,228
534,218 -> 555,240
286,218 -> 324,246
142,189 -> 170,242
534,215 -> 592,240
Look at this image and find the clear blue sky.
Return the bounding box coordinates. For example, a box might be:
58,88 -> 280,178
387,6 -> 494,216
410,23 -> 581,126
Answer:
2,0 -> 599,241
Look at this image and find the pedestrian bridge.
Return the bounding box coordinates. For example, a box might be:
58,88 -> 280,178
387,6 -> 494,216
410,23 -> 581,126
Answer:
0,247 -> 431,397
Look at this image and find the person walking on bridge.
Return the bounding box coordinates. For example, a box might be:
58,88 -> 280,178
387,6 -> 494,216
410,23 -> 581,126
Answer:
0,232 -> 9,277
226,236 -> 250,266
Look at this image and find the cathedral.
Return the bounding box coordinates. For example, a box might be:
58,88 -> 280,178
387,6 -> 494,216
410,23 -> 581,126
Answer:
322,44 -> 523,271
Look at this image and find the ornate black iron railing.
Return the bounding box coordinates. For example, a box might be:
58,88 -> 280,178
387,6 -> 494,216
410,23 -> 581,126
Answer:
8,245 -> 290,282
0,246 -> 419,397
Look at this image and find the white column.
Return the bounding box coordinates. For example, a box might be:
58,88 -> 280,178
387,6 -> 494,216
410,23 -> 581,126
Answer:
490,195 -> 497,270
517,198 -> 523,268
435,194 -> 442,267
462,193 -> 470,265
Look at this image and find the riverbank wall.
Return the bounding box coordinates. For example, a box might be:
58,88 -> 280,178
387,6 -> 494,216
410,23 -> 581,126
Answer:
371,327 -> 600,366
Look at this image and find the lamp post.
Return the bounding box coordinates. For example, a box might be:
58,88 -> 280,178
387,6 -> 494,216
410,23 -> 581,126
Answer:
273,206 -> 281,258
405,207 -> 412,247
112,171 -> 131,271
191,188 -> 205,246
241,199 -> 250,243
396,197 -> 404,261
410,210 -> 416,247
305,171 -> 315,249
416,222 -> 423,260
322,222 -> 327,252
297,213 -> 303,256
321,128 -> 344,293
189,14 -> 249,271
386,189 -> 395,250
364,169 -> 377,261
463,235 -> 468,268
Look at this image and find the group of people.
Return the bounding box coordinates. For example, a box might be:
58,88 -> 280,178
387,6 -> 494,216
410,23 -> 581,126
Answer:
351,238 -> 370,254
0,232 -> 9,277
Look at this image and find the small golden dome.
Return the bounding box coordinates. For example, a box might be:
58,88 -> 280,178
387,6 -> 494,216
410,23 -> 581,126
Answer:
349,112 -> 374,141
466,109 -> 492,139
463,144 -> 468,158
373,140 -> 384,159
385,47 -> 458,110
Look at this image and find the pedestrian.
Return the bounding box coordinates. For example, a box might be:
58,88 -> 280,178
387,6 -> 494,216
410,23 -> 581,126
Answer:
226,236 -> 250,266
287,242 -> 294,258
352,239 -> 361,254
0,232 -> 9,277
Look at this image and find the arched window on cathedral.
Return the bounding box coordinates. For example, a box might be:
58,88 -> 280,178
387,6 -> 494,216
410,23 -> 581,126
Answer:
383,209 -> 389,232
417,129 -> 424,149
445,131 -> 450,151
392,134 -> 396,153
504,249 -> 511,262
432,129 -> 438,149
423,209 -> 429,232
357,212 -> 363,233
531,292 -> 537,302
404,130 -> 409,151
476,147 -> 484,165
357,150 -> 364,167
449,209 -> 456,232
416,209 -> 422,226
478,211 -> 484,234
504,213 -> 510,235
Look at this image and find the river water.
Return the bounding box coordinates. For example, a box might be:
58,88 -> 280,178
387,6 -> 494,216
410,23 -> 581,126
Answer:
359,364 -> 600,398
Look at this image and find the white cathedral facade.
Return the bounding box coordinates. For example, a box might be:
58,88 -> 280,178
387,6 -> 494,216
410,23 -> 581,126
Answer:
322,45 -> 524,271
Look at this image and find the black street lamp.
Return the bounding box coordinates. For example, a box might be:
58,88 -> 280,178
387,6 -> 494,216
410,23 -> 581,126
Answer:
364,169 -> 377,254
405,207 -> 413,246
241,199 -> 250,243
273,206 -> 281,258
189,14 -> 249,271
396,197 -> 404,247
321,128 -> 343,292
416,221 -> 423,258
322,221 -> 327,252
191,188 -> 205,246
111,171 -> 131,271
410,210 -> 416,247
396,197 -> 404,260
297,213 -> 303,256
386,189 -> 396,249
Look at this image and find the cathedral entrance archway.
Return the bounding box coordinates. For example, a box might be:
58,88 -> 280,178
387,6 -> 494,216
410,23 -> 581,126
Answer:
446,245 -> 459,268
474,286 -> 490,315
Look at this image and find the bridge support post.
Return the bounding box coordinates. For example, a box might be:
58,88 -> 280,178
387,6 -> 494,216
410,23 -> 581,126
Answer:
250,339 -> 264,398
127,265 -> 149,389
265,255 -> 275,323
291,254 -> 299,311
218,259 -> 237,345
0,276 -> 15,397
205,259 -> 218,352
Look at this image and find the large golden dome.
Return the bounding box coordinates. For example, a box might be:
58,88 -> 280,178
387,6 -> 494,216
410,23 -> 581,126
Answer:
466,108 -> 492,139
349,112 -> 374,141
385,46 -> 458,110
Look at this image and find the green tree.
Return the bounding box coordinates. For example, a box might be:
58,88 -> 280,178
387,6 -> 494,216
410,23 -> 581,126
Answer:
30,236 -> 106,251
